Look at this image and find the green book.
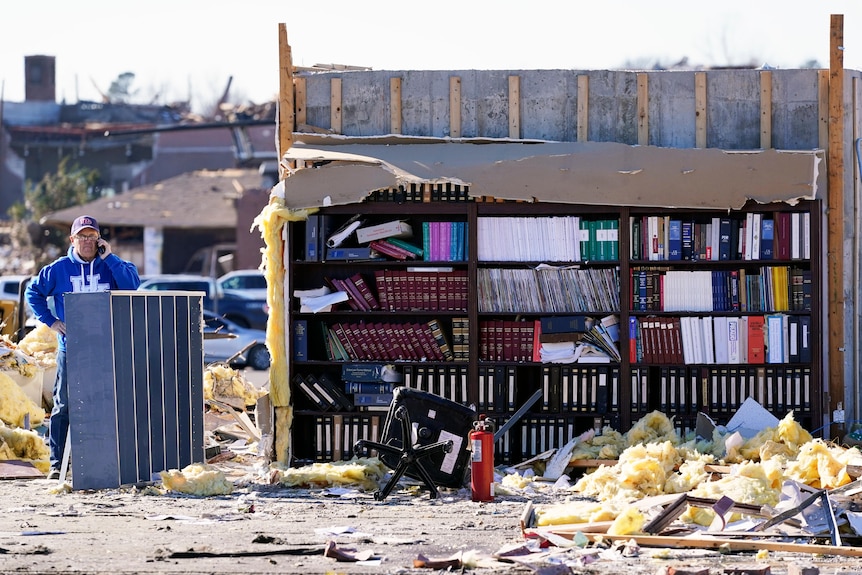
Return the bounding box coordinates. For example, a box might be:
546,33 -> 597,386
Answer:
387,237 -> 424,257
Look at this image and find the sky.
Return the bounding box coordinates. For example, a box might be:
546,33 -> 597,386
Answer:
2,1 -> 861,114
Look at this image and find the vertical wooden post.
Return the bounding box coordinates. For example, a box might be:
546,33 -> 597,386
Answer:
449,76 -> 461,138
330,78 -> 342,134
294,77 -> 307,130
818,70 -> 830,149
390,77 -> 402,134
827,13 -> 845,438
509,75 -> 521,139
760,71 -> 772,149
637,73 -> 649,146
577,75 -> 589,142
277,23 -> 294,178
695,72 -> 707,148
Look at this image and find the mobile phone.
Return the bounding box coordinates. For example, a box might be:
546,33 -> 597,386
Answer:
98,242 -> 106,255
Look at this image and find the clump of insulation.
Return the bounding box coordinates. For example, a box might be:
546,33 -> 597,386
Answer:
0,421 -> 49,472
15,323 -> 58,367
0,371 -> 43,428
204,364 -> 264,407
271,457 -> 387,491
160,463 -> 234,496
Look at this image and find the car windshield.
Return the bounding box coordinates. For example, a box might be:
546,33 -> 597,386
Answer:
222,275 -> 266,290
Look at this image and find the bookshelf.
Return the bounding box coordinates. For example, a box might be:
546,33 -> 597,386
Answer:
285,195 -> 821,464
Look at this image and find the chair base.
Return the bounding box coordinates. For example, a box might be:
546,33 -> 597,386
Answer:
354,404 -> 454,500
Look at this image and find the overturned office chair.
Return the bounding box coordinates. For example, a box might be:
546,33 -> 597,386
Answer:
354,386 -> 476,500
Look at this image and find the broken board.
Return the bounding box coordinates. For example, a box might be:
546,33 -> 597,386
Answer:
0,460 -> 44,479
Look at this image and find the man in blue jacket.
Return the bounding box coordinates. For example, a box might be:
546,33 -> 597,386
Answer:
26,215 -> 141,480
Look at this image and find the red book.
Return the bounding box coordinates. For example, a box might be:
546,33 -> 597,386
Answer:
326,277 -> 361,310
373,269 -> 390,311
333,322 -> 359,360
369,239 -> 412,260
775,212 -> 791,260
350,272 -> 380,310
747,315 -> 766,363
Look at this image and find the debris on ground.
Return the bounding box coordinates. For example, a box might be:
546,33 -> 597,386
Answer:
159,462 -> 234,496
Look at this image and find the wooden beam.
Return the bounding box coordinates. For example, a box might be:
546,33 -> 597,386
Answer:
509,75 -> 521,139
637,72 -> 649,145
592,534 -> 862,558
449,76 -> 461,138
760,70 -> 772,149
577,75 -> 589,142
695,72 -> 707,148
294,77 -> 307,128
390,77 -> 402,134
819,69 -> 830,149
277,23 -> 294,178
827,13 -> 845,439
330,77 -> 342,134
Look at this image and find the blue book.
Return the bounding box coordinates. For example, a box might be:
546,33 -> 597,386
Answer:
667,219 -> 682,260
760,218 -> 774,259
718,218 -> 732,260
305,214 -> 319,261
325,247 -> 383,261
293,320 -> 308,361
681,221 -> 694,260
344,382 -> 394,394
353,393 -> 394,406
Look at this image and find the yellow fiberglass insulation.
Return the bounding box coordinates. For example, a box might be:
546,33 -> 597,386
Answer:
272,457 -> 387,491
607,506 -> 646,536
735,411 -> 812,463
574,440 -> 683,501
160,463 -> 234,496
535,499 -> 619,527
784,439 -> 859,489
0,421 -> 49,472
569,426 -> 626,461
204,364 -> 264,406
623,411 -> 680,446
679,459 -> 784,525
0,371 -> 44,428
15,323 -> 58,366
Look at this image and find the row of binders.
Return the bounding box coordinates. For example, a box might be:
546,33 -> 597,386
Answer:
540,365 -> 620,414
362,183 -> 471,203
629,365 -> 812,416
631,211 -> 811,261
307,413 -> 383,462
402,364 -> 469,406
476,216 -> 619,262
629,313 -> 811,365
630,266 -> 811,313
477,266 -> 620,313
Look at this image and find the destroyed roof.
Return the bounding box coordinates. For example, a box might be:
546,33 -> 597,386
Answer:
42,168 -> 265,230
277,135 -> 824,211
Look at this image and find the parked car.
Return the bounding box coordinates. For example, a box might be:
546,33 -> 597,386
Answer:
217,269 -> 267,300
0,275 -> 30,301
138,274 -> 268,330
203,311 -> 270,370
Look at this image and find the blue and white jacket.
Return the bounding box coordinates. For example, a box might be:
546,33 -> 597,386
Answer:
26,246 -> 141,351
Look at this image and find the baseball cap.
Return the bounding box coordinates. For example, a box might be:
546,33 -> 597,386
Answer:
71,215 -> 100,236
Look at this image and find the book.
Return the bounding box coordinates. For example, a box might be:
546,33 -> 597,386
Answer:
426,318 -> 455,361
368,239 -> 414,260
667,219 -> 682,260
349,272 -> 380,310
293,319 -> 308,361
344,382 -> 394,394
325,246 -> 382,261
353,393 -> 394,407
540,315 -> 596,334
305,214 -> 320,261
356,220 -> 413,243
760,218 -> 774,259
386,237 -> 424,257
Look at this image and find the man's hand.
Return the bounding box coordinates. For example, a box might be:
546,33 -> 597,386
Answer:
97,239 -> 112,259
51,320 -> 66,335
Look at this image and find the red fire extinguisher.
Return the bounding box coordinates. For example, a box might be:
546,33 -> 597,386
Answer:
470,415 -> 495,502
